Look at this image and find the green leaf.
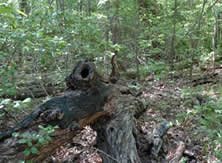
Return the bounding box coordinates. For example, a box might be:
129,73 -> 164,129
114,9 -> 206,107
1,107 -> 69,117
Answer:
38,137 -> 46,144
22,98 -> 32,104
23,149 -> 31,156
31,147 -> 39,154
0,3 -> 14,14
18,139 -> 27,144
12,132 -> 19,138
27,141 -> 32,147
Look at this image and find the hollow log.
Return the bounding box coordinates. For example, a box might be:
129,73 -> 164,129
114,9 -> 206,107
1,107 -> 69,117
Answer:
0,60 -> 115,162
65,60 -> 100,90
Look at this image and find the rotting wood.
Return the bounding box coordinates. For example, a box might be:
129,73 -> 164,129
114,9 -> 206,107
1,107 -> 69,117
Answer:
65,60 -> 99,90
0,59 -> 173,163
0,60 -> 116,162
92,95 -> 146,163
167,141 -> 186,163
151,121 -> 170,157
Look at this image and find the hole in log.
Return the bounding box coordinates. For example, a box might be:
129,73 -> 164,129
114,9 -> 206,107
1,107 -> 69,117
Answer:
109,127 -> 114,132
81,66 -> 90,78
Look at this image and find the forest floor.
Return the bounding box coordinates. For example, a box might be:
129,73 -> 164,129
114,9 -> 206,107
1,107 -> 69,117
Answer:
0,68 -> 222,162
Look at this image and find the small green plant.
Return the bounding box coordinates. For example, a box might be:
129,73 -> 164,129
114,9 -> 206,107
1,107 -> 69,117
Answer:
0,63 -> 17,97
13,125 -> 58,156
0,98 -> 32,116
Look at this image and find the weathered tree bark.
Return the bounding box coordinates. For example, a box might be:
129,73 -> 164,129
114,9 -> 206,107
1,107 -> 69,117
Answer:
92,93 -> 170,163
65,60 -> 100,90
92,95 -> 146,163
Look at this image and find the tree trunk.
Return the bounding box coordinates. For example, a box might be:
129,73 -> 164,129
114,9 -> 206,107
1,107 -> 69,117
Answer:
110,0 -> 120,55
169,0 -> 177,72
189,0 -> 207,79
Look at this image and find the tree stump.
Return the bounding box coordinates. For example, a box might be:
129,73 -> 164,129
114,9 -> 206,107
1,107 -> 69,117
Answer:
92,95 -> 146,163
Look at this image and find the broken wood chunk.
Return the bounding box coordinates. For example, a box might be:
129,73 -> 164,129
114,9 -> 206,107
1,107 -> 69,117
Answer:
167,141 -> 186,163
151,120 -> 170,157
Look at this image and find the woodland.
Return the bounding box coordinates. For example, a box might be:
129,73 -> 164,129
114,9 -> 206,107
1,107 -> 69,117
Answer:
0,0 -> 222,162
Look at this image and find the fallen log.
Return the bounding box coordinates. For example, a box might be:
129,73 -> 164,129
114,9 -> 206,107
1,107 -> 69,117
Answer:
0,72 -> 66,100
192,73 -> 219,86
0,59 -> 171,162
0,83 -> 65,100
0,60 -> 115,162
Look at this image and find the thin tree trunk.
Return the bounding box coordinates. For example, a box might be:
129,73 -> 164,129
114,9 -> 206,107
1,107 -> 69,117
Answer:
56,0 -> 65,27
212,7 -> 222,72
169,0 -> 177,72
111,0 -> 120,55
212,16 -> 217,72
189,0 -> 207,79
19,0 -> 29,15
102,1 -> 112,78
79,0 -> 83,13
87,0 -> 91,16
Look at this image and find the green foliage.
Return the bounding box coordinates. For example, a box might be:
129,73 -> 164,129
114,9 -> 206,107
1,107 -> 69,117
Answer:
180,86 -> 222,160
13,125 -> 58,156
0,98 -> 32,115
0,63 -> 17,96
0,97 -> 33,124
140,60 -> 169,80
0,0 -> 221,89
195,98 -> 222,160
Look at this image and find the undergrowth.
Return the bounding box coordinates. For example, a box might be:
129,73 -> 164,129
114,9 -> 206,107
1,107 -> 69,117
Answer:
179,85 -> 222,160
